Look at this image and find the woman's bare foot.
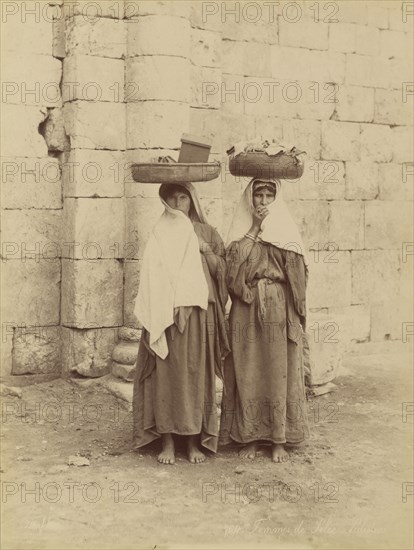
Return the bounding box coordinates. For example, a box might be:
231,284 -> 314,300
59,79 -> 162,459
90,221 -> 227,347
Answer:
239,442 -> 258,459
272,444 -> 289,463
158,433 -> 175,465
187,435 -> 205,463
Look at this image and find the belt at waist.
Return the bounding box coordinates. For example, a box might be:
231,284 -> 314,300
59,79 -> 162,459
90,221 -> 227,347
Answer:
250,277 -> 286,287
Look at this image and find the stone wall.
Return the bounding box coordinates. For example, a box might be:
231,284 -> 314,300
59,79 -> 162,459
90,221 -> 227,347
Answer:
1,0 -> 413,378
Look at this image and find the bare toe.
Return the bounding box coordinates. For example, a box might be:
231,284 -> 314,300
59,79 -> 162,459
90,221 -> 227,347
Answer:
239,442 -> 258,459
272,444 -> 289,463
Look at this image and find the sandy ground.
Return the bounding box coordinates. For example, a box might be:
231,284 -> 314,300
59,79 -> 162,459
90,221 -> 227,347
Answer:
1,342 -> 413,550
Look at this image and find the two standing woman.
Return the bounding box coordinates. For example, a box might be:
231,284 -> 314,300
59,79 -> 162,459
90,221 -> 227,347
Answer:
132,178 -> 309,464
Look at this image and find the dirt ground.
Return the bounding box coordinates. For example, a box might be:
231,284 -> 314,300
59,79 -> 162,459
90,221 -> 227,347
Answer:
1,342 -> 413,550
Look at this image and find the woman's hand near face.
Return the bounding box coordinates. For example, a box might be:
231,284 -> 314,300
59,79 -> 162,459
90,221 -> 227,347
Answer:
248,205 -> 270,237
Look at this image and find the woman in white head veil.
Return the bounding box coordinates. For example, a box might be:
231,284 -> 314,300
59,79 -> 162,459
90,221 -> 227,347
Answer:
132,182 -> 229,465
219,178 -> 310,462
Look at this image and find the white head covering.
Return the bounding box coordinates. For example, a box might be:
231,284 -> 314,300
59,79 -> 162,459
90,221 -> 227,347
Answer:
226,178 -> 308,264
134,183 -> 209,359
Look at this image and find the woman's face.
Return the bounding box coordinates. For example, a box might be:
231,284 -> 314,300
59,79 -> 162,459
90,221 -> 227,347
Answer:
165,190 -> 191,216
253,189 -> 276,208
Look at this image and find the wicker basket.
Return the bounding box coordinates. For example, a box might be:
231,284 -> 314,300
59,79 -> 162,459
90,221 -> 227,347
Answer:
131,162 -> 220,184
228,151 -> 304,179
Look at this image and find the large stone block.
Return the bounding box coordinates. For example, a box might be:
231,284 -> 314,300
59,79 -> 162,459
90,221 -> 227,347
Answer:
321,121 -> 360,161
365,201 -> 413,249
346,54 -> 390,88
123,259 -> 142,327
306,251 -> 352,308
1,157 -> 61,209
306,50 -> 346,84
392,127 -> 414,164
1,9 -> 53,54
374,89 -> 413,125
354,24 -> 379,56
329,23 -> 356,53
125,198 -> 164,259
64,101 -> 126,150
243,77 -> 297,119
191,66 -> 222,109
223,41 -> 271,77
351,250 -> 400,305
61,259 -> 123,327
345,162 -> 379,200
272,48 -> 345,84
380,29 -> 407,58
329,201 -> 364,250
62,198 -> 124,259
127,102 -> 189,149
1,259 -> 60,326
126,56 -> 190,102
2,53 -> 62,107
328,305 -> 371,343
1,105 -> 48,157
279,17 -> 328,50
61,326 -> 117,378
190,28 -> 221,68
370,300 -> 404,341
271,46 -> 313,81
283,119 -> 321,160
127,15 -> 190,57
62,55 -> 124,103
293,80 -> 337,121
253,116 -> 284,143
359,124 -> 393,162
63,149 -> 125,198
378,163 -> 409,200
12,327 -> 61,375
286,200 -> 330,251
1,210 -> 62,262
334,85 -> 374,123
282,161 -> 345,201
66,15 -> 126,58
367,4 -> 389,29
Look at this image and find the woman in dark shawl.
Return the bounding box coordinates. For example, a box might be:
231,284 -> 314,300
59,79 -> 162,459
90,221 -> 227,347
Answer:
133,183 -> 229,464
219,178 -> 310,462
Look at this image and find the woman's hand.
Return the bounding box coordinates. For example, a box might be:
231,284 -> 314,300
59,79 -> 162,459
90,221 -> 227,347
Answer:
249,205 -> 270,234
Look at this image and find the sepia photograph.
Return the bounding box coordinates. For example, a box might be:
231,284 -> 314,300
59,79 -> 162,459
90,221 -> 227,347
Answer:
0,0 -> 413,548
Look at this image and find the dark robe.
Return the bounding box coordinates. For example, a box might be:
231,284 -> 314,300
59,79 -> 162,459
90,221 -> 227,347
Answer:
132,222 -> 229,453
219,237 -> 310,446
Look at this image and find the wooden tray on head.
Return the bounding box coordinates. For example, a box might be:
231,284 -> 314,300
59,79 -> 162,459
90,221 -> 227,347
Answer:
131,162 -> 221,183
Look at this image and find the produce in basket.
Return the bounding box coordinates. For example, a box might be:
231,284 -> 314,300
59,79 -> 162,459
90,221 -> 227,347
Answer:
227,138 -> 306,179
